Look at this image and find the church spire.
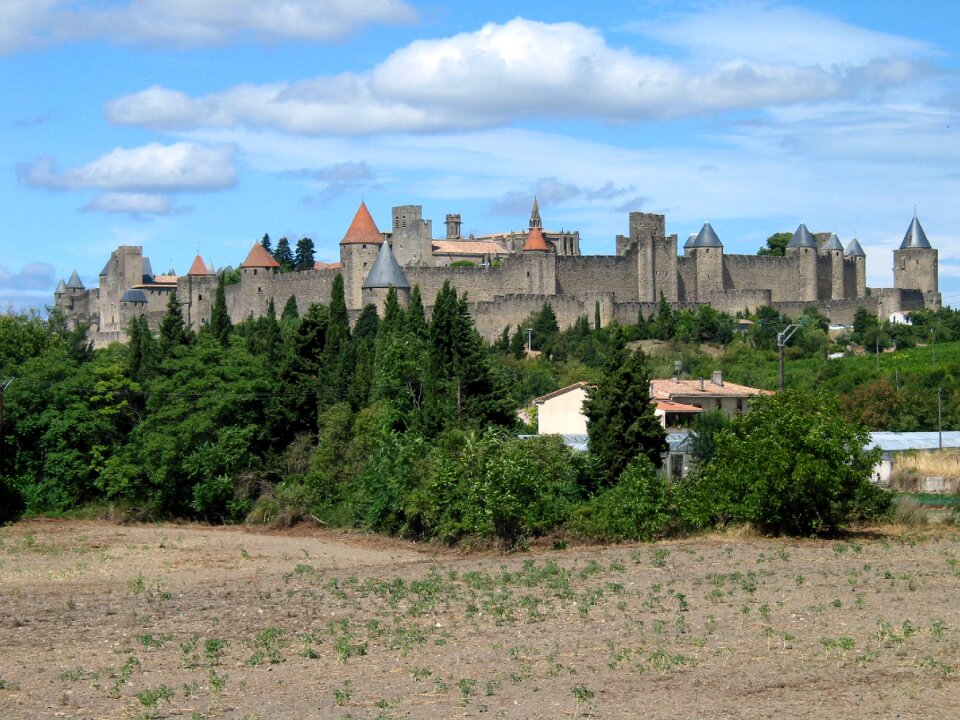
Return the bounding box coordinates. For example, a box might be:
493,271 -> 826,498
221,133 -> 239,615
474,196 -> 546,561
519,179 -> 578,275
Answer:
529,197 -> 542,230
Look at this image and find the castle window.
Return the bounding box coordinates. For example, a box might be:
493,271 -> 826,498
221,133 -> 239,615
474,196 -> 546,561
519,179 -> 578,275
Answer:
258,287 -> 262,293
253,268 -> 258,276
198,294 -> 203,301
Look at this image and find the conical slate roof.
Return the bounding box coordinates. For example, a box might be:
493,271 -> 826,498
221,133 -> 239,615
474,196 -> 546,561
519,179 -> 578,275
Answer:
845,238 -> 866,257
188,254 -> 214,276
66,270 -> 85,289
693,222 -> 722,248
240,243 -> 280,269
788,223 -> 817,249
340,201 -> 383,245
901,215 -> 932,249
142,257 -> 154,278
54,279 -> 66,295
363,242 -> 409,289
822,233 -> 844,252
99,253 -> 114,276
684,234 -> 696,249
522,225 -> 551,252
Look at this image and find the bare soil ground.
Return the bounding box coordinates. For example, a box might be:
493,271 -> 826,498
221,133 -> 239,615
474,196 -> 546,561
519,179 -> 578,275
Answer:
1,519 -> 959,720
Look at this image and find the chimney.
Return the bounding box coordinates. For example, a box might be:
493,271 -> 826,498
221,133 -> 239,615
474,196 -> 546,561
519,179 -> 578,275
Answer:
712,371 -> 724,386
698,378 -> 705,391
649,382 -> 655,398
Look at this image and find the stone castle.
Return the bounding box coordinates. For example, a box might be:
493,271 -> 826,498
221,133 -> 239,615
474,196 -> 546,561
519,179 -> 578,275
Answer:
55,200 -> 940,347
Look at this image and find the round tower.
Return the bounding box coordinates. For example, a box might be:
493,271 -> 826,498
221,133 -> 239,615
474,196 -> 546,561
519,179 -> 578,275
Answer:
340,201 -> 384,310
691,222 -> 723,300
844,238 -> 867,299
821,233 -> 845,299
786,223 -> 818,301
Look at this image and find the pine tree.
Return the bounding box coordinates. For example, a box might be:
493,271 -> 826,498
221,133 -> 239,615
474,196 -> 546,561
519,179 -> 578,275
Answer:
126,314 -> 157,383
274,237 -> 294,272
583,330 -> 666,485
260,233 -> 272,253
208,275 -> 233,346
294,237 -> 316,271
280,295 -> 299,324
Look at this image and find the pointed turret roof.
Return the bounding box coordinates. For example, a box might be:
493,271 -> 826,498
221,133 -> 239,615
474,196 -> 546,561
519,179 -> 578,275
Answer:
66,270 -> 85,289
684,234 -> 696,249
845,238 -> 866,257
188,255 -> 214,276
522,225 -> 551,252
901,214 -> 932,249
99,253 -> 114,276
692,222 -> 722,248
363,242 -> 410,289
241,243 -> 281,269
54,279 -> 66,295
822,233 -> 844,252
788,223 -> 817,249
340,201 -> 383,245
529,197 -> 542,229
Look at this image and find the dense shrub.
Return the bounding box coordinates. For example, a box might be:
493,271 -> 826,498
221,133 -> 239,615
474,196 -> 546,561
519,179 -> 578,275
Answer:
684,389 -> 889,535
571,455 -> 670,541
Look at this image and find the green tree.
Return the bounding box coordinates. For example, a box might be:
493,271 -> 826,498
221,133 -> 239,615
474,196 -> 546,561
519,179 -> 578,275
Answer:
208,275 -> 232,347
260,233 -> 272,253
274,237 -> 294,271
406,285 -> 428,339
294,237 -> 316,271
583,331 -> 667,485
687,389 -> 888,535
158,291 -> 191,354
758,232 -> 792,256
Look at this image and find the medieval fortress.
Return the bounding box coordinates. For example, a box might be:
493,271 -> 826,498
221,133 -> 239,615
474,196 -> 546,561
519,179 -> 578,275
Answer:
55,200 -> 940,347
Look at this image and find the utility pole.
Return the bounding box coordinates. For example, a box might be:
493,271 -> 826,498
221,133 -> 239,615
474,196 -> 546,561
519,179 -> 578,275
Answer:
0,378 -> 12,438
525,328 -> 533,354
938,387 -> 943,450
777,325 -> 801,392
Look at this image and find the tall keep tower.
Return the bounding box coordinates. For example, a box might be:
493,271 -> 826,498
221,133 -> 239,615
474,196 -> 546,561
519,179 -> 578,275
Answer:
894,214 -> 938,294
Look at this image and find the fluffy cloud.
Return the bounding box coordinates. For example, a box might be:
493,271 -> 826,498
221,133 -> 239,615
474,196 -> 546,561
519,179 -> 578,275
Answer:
18,142 -> 236,192
0,0 -> 417,54
105,16 -> 930,135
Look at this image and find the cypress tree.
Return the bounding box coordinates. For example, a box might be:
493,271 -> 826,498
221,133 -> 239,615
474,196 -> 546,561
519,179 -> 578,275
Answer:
158,291 -> 191,354
583,329 -> 666,485
406,285 -> 427,339
208,275 -> 232,346
381,287 -> 403,336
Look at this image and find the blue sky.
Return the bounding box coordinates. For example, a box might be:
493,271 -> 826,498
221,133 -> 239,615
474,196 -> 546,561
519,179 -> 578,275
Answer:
2,0 -> 959,310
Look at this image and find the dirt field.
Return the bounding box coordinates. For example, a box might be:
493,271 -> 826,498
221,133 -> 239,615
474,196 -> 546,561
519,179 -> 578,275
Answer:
2,519 -> 959,720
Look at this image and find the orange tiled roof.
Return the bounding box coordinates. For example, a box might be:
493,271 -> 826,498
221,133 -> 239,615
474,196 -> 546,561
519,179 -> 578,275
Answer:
523,225 -> 550,252
651,378 -> 773,400
340,202 -> 383,245
656,400 -> 703,413
432,240 -> 508,256
313,261 -> 342,270
241,243 -> 281,269
188,255 -> 214,276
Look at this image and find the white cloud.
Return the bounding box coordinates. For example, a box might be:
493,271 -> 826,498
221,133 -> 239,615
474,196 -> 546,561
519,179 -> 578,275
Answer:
83,192 -> 180,216
0,262 -> 56,291
104,17 -> 930,135
18,142 -> 237,192
0,0 -> 417,54
631,1 -> 936,66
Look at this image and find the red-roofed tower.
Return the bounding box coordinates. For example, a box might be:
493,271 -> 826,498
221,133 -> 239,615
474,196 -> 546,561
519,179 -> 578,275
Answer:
340,201 -> 385,308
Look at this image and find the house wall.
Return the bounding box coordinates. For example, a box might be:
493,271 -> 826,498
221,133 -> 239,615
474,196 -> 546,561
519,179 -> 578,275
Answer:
537,387 -> 589,435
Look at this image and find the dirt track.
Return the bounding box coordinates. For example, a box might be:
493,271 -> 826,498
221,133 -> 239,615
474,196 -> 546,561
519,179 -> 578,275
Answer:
2,519 -> 959,719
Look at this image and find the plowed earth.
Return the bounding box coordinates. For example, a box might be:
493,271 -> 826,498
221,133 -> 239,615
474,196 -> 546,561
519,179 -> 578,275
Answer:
1,519 -> 959,719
